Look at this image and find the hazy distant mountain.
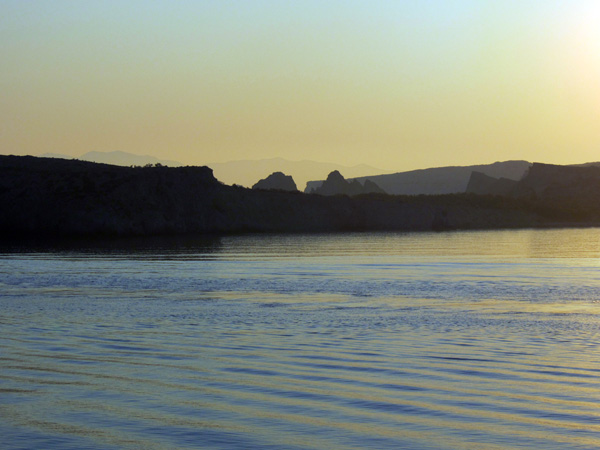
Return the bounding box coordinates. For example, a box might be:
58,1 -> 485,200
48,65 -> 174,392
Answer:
39,153 -> 384,188
306,161 -> 532,195
80,151 -> 183,167
41,152 -> 74,159
207,158 -> 387,190
41,151 -> 183,167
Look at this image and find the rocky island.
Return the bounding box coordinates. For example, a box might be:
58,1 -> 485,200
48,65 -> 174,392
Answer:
1,155 -> 598,238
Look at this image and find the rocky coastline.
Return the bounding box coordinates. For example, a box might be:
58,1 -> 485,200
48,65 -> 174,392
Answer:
1,155 -> 597,239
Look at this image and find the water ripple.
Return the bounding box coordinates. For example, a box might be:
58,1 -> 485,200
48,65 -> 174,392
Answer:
2,230 -> 600,449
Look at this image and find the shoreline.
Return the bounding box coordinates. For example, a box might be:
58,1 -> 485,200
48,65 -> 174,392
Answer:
2,155 -> 598,239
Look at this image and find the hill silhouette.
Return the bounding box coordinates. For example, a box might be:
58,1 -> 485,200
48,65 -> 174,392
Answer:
310,171 -> 386,196
466,172 -> 518,196
207,158 -> 386,190
252,172 -> 298,192
514,163 -> 600,216
2,156 -> 599,238
306,161 -> 531,195
41,152 -> 386,190
42,150 -> 183,167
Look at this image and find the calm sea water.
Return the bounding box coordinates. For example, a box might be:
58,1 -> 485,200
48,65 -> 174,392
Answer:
1,229 -> 600,450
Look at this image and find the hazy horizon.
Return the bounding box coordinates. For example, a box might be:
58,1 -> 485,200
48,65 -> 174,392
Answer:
2,1 -> 600,171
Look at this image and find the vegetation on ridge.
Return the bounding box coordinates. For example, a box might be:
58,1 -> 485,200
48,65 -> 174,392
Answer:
1,156 -> 598,238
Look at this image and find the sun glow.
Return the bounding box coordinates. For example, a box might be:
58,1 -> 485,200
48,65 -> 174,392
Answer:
2,1 -> 600,167
561,2 -> 600,101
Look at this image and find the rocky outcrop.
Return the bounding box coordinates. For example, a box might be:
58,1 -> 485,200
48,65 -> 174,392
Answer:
305,160 -> 531,195
310,171 -> 386,196
252,172 -> 297,192
514,163 -> 600,197
363,179 -> 387,195
0,155 -> 222,236
463,162 -> 600,222
513,163 -> 600,215
466,171 -> 518,196
1,156 -> 597,239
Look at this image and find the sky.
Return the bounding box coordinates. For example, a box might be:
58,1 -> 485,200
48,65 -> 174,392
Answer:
2,1 -> 600,172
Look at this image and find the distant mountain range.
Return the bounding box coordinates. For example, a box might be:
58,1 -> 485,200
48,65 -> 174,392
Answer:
38,151 -> 600,196
40,152 -> 385,190
306,161 -> 532,195
42,151 -> 183,168
4,155 -> 600,237
306,160 -> 600,196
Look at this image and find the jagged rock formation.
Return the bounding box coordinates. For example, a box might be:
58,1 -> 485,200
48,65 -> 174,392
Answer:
310,171 -> 386,196
252,172 -> 297,192
514,163 -> 600,212
305,160 -> 531,195
207,158 -> 383,190
466,171 -> 518,196
1,156 -> 598,238
363,179 -> 387,195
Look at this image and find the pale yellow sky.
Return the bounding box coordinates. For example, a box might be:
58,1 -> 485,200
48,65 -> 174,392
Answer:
1,1 -> 599,171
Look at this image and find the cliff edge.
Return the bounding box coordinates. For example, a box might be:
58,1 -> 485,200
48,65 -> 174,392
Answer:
1,156 -> 595,238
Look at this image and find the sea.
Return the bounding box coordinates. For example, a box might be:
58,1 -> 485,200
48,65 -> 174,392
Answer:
1,228 -> 600,450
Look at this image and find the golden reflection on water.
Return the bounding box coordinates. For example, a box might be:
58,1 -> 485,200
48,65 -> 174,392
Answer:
218,228 -> 600,259
2,229 -> 600,449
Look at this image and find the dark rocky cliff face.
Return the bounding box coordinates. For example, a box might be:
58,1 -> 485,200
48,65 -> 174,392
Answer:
515,163 -> 600,198
306,160 -> 531,195
0,156 -> 222,236
466,171 -> 518,196
311,171 -> 386,196
512,163 -> 600,219
252,172 -> 297,191
462,162 -> 600,222
0,156 -> 593,238
363,179 -> 386,195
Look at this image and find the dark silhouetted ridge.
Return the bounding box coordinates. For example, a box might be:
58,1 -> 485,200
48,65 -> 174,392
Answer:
306,160 -> 531,195
252,172 -> 298,192
1,156 -> 599,238
311,171 -> 386,196
466,171 -> 518,196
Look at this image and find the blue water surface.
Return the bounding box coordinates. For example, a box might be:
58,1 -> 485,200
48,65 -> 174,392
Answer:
1,229 -> 600,449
